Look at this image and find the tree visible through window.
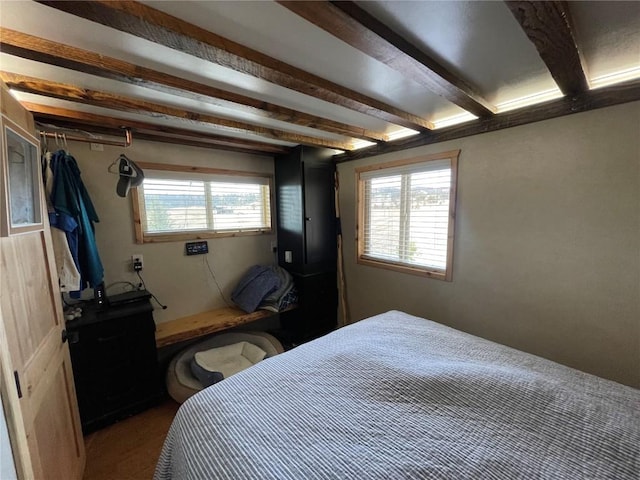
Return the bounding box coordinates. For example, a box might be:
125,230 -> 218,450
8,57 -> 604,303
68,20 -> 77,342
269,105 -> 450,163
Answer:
132,164 -> 272,243
356,150 -> 459,281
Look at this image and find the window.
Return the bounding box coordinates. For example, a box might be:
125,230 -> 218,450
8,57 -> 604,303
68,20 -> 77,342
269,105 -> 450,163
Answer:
355,150 -> 459,281
132,163 -> 273,243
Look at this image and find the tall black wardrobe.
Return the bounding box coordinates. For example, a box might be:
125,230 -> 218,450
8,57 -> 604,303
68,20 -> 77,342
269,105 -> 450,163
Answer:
275,145 -> 337,342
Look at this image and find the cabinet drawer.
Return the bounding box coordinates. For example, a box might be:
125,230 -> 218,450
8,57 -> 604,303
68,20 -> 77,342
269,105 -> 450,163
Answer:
76,377 -> 160,426
66,297 -> 164,433
69,316 -> 156,374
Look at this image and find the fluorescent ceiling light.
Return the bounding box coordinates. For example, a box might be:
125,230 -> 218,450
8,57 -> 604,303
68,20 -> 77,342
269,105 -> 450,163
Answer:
590,66 -> 640,90
351,139 -> 376,150
386,128 -> 420,141
432,112 -> 477,129
351,128 -> 419,150
496,88 -> 563,113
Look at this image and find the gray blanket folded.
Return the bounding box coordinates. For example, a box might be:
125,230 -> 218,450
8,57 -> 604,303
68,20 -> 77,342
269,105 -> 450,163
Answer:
231,265 -> 280,312
259,266 -> 294,312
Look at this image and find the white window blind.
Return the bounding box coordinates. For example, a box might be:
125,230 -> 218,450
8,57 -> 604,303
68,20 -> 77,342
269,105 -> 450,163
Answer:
140,171 -> 271,235
359,158 -> 453,272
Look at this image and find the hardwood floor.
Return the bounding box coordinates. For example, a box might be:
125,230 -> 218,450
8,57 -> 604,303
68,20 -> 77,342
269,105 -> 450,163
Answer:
82,399 -> 180,480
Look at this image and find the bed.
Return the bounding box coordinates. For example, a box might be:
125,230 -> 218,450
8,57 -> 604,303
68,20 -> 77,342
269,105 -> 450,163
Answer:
155,310 -> 639,479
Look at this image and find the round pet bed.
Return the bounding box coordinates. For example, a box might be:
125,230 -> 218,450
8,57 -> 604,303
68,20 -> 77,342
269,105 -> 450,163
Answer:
166,331 -> 284,403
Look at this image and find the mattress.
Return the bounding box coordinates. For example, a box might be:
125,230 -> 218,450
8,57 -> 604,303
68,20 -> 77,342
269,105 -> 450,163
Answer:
155,310 -> 639,479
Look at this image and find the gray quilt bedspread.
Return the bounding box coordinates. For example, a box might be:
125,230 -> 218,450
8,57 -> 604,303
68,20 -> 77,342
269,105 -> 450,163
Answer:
155,310 -> 639,479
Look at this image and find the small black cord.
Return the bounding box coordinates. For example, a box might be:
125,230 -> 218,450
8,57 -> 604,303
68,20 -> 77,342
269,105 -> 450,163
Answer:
204,255 -> 232,307
135,271 -> 147,290
136,271 -> 168,309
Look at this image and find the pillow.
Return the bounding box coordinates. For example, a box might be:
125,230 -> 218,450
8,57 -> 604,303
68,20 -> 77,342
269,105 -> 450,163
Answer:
192,341 -> 267,385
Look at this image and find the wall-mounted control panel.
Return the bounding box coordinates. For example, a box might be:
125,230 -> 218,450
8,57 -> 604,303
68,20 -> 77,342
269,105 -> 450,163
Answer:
185,241 -> 209,256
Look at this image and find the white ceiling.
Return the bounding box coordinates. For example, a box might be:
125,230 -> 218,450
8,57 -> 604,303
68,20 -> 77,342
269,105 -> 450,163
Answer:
0,0 -> 638,153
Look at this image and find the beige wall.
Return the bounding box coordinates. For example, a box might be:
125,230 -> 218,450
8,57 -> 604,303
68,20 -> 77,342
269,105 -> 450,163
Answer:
66,138 -> 276,324
337,102 -> 640,388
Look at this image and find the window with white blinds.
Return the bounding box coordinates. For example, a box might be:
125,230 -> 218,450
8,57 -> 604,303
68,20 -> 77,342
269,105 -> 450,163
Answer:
356,150 -> 459,281
133,164 -> 272,243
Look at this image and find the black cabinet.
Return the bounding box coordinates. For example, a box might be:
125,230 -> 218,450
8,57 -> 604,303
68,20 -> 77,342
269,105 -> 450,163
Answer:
66,291 -> 164,433
275,146 -> 337,274
275,146 -> 338,341
280,271 -> 338,341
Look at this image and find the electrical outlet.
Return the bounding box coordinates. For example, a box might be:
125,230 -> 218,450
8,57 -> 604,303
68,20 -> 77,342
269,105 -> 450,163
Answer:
284,250 -> 292,263
132,254 -> 143,271
270,241 -> 277,253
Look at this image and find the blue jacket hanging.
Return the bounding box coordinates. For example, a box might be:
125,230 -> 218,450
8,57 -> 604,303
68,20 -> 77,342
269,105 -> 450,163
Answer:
49,150 -> 104,292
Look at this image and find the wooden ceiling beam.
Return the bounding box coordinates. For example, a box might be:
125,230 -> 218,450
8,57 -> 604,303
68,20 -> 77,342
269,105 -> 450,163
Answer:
506,1 -> 589,95
35,0 -> 434,131
280,1 -> 495,118
126,132 -> 283,155
0,28 -> 387,143
23,104 -> 290,155
334,79 -> 640,162
1,72 -> 353,151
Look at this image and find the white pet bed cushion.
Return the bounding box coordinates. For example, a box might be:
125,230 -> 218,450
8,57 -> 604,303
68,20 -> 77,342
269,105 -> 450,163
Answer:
167,331 -> 283,403
194,341 -> 267,379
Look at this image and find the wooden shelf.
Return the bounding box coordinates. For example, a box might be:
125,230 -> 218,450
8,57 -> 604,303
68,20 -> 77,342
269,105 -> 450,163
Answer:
155,306 -> 291,348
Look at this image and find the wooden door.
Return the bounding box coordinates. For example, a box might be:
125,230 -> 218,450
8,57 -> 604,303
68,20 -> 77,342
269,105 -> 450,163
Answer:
0,84 -> 85,479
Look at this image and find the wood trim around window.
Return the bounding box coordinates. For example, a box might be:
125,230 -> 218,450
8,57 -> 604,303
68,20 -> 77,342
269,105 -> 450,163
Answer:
355,149 -> 460,281
131,162 -> 274,244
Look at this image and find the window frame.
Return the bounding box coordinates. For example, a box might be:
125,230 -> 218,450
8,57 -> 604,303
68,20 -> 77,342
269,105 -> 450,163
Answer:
355,149 -> 460,281
131,162 -> 274,244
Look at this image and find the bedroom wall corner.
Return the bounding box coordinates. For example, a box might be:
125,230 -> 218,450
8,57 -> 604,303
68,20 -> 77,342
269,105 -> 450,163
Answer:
337,101 -> 640,388
64,139 -> 277,324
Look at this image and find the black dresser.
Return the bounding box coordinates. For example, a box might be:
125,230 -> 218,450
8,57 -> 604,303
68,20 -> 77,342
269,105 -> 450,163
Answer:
66,291 -> 164,434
